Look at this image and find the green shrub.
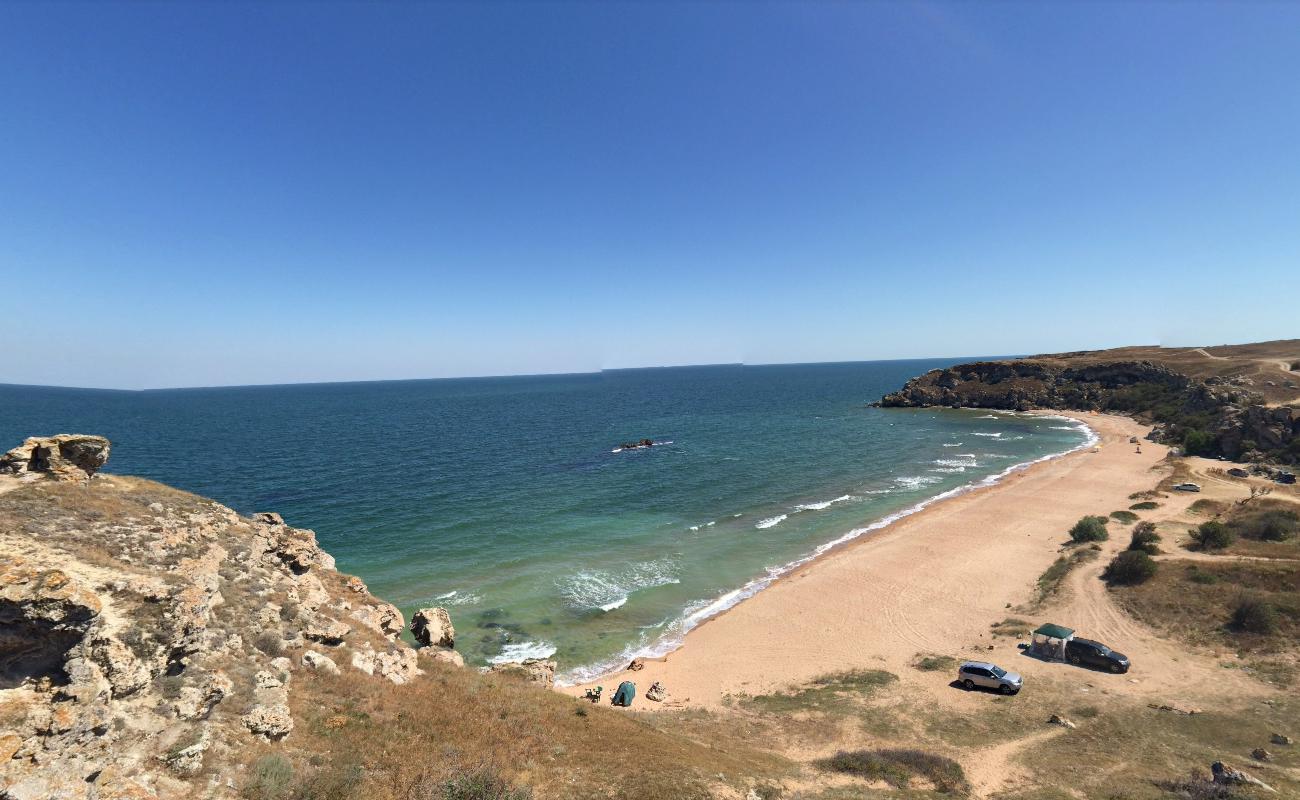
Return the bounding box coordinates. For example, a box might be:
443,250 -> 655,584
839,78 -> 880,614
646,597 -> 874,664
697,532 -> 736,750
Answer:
1190,521 -> 1234,551
1231,596 -> 1279,635
1103,550 -> 1157,585
243,755 -> 294,800
1069,515 -> 1109,543
1127,521 -> 1161,555
1129,501 -> 1160,510
1186,566 -> 1217,585
1183,429 -> 1214,457
914,655 -> 957,672
253,631 -> 285,656
1110,510 -> 1138,524
818,749 -> 967,793
1229,508 -> 1299,542
440,767 -> 532,800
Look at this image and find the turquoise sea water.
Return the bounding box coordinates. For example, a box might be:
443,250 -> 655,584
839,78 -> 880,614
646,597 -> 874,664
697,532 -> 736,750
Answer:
0,361 -> 1092,682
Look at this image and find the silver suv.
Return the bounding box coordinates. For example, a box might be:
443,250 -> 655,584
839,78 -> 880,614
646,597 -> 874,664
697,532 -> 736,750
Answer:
957,661 -> 1023,694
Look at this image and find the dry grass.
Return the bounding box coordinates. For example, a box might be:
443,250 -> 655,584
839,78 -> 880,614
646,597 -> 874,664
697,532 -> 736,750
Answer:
278,662 -> 793,800
1110,559 -> 1300,655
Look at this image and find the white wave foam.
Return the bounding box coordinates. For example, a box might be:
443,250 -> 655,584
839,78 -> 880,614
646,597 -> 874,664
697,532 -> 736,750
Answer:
977,414 -> 1000,419
972,432 -> 1003,437
793,494 -> 855,512
755,514 -> 788,529
435,590 -> 457,600
558,416 -> 1100,687
558,559 -> 680,611
489,641 -> 558,664
930,467 -> 966,473
942,442 -> 963,447
895,475 -> 942,489
688,520 -> 718,531
933,457 -> 977,468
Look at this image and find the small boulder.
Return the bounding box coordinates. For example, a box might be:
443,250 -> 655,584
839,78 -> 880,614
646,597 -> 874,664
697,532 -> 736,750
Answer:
242,703 -> 293,740
627,658 -> 645,671
351,601 -> 404,639
302,617 -> 350,646
488,658 -> 555,688
1270,733 -> 1292,745
419,647 -> 465,668
1252,748 -> 1272,762
1211,761 -> 1274,791
1048,714 -> 1077,729
302,650 -> 341,675
411,607 -> 455,648
646,681 -> 667,702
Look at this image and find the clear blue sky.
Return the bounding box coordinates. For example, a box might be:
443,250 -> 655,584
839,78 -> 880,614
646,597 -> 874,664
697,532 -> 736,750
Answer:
2,2 -> 1297,389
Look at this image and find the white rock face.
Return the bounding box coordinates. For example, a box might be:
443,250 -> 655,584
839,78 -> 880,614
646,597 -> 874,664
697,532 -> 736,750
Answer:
410,606 -> 455,648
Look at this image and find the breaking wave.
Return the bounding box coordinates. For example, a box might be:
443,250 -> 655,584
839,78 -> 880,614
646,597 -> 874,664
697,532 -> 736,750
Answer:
490,641 -> 558,664
557,559 -> 680,612
755,514 -> 788,529
557,417 -> 1099,687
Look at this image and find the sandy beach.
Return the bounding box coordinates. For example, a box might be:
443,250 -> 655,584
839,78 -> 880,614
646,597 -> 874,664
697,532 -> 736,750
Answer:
566,411 -> 1257,711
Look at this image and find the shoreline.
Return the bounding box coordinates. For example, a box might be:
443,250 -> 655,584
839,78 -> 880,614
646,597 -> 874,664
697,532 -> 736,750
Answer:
554,411 -> 1098,686
562,411 -> 1158,706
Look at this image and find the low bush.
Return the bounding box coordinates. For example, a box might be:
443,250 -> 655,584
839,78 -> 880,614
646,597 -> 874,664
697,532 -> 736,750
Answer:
1129,501 -> 1160,510
244,755 -> 295,800
913,654 -> 957,672
818,749 -> 967,793
253,631 -> 285,656
1190,521 -> 1234,551
1183,429 -> 1214,457
1069,515 -> 1109,543
1231,596 -> 1280,635
1186,566 -> 1218,585
1229,508 -> 1299,542
440,767 -> 533,800
1103,550 -> 1157,586
1127,521 -> 1161,555
1110,510 -> 1138,524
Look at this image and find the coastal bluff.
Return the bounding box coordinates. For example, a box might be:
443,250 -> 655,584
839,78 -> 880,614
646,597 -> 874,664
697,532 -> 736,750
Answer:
875,341 -> 1300,467
0,435 -> 462,800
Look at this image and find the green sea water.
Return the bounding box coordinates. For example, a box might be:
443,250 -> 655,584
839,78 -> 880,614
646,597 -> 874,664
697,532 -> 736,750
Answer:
0,361 -> 1092,683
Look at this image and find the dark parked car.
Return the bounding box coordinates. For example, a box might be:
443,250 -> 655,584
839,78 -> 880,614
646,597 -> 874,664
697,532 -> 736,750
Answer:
1066,638 -> 1130,673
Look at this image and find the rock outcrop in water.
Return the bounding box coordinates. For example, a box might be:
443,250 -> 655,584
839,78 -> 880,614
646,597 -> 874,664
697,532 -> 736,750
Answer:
0,434 -> 465,800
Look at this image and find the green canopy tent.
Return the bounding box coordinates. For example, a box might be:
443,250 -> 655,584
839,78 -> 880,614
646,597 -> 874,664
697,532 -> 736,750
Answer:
1030,623 -> 1075,661
611,681 -> 636,707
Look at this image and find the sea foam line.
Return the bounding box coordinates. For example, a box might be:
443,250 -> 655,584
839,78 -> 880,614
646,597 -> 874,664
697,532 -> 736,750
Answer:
556,415 -> 1098,686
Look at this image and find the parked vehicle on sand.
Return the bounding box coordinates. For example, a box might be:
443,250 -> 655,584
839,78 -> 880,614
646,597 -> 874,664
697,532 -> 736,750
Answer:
1173,482 -> 1201,492
1066,638 -> 1131,673
957,661 -> 1022,694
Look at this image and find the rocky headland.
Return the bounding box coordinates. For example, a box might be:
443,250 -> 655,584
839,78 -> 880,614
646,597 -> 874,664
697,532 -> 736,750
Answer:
875,343 -> 1300,467
0,435 -> 476,799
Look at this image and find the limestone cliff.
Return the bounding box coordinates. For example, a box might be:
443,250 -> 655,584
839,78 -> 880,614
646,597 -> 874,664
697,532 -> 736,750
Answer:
0,437 -> 461,800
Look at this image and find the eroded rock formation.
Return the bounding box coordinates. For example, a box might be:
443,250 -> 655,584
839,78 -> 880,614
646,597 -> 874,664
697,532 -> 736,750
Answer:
0,435 -> 111,481
0,434 -> 465,799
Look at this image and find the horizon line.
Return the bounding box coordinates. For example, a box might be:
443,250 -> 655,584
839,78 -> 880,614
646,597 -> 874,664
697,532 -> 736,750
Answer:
0,353 -> 1016,394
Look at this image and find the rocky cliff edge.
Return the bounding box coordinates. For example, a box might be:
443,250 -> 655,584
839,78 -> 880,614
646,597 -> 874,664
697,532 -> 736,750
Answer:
0,435 -> 465,800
